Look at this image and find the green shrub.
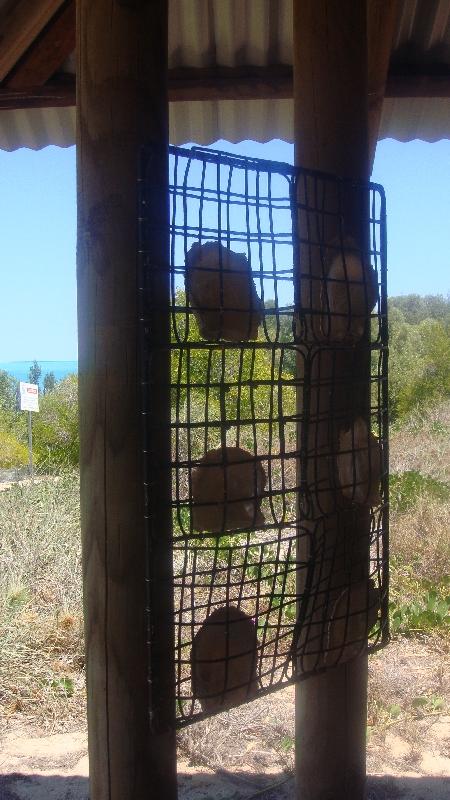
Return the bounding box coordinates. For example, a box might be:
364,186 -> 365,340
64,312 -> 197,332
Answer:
0,430 -> 29,468
390,586 -> 450,634
390,470 -> 450,513
388,305 -> 450,421
32,374 -> 79,469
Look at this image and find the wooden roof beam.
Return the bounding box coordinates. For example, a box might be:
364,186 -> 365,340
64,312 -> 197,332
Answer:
0,76 -> 74,108
168,64 -> 293,101
0,0 -> 66,82
1,66 -> 450,111
4,0 -> 75,89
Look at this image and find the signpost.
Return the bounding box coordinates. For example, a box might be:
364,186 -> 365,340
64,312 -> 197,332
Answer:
19,382 -> 39,477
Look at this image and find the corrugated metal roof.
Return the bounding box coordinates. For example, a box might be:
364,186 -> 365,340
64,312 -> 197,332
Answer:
0,0 -> 449,151
1,96 -> 448,153
168,0 -> 294,67
0,105 -> 75,150
392,0 -> 450,61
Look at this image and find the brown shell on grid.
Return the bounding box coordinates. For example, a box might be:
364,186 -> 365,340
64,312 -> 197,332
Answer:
191,605 -> 259,712
336,417 -> 382,507
191,446 -> 266,533
324,579 -> 380,666
320,239 -> 379,342
185,242 -> 262,341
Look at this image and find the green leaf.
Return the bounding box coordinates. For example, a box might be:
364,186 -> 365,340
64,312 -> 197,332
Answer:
280,735 -> 294,752
50,676 -> 74,697
411,696 -> 428,708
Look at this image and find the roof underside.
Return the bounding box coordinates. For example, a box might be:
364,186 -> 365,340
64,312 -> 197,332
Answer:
0,0 -> 449,151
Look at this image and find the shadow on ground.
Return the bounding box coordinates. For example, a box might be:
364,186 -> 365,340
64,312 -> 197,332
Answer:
1,771 -> 449,800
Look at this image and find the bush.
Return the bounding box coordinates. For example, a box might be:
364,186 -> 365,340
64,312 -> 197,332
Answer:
390,470 -> 450,514
390,586 -> 450,634
0,430 -> 29,468
32,374 -> 79,468
388,304 -> 450,421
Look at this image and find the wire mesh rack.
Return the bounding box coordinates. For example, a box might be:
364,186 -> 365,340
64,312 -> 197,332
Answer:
138,145 -> 389,729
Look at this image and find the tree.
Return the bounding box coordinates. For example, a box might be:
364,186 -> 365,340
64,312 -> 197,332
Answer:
0,370 -> 22,439
387,304 -> 450,421
0,369 -> 19,414
389,294 -> 450,326
28,360 -> 42,386
171,291 -> 296,460
43,372 -> 57,394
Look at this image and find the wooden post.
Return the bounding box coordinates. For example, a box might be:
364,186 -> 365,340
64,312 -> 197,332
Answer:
77,2 -> 177,799
293,3 -> 370,800
368,0 -> 400,168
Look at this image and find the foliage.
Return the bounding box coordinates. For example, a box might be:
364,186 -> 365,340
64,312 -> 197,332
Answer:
0,473 -> 84,728
28,359 -> 42,386
0,369 -> 19,414
388,293 -> 450,326
172,292 -> 296,457
390,585 -> 450,634
390,470 -> 450,514
0,430 -> 28,469
389,451 -> 449,635
0,370 -> 22,442
32,374 -> 79,468
43,371 -> 57,394
388,300 -> 450,421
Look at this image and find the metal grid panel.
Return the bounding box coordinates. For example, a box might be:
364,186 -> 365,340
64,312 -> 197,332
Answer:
139,145 -> 389,729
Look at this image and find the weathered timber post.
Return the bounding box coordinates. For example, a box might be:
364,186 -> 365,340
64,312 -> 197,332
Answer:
77,2 -> 177,798
293,3 -> 370,800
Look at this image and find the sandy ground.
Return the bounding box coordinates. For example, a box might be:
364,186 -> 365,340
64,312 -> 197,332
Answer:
1,637 -> 448,799
1,706 -> 449,797
0,721 -> 449,800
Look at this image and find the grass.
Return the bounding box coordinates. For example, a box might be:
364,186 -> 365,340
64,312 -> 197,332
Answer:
390,471 -> 450,514
0,404 -> 448,744
0,473 -> 85,731
387,402 -> 450,636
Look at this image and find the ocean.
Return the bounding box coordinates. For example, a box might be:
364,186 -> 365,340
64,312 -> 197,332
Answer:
0,361 -> 78,384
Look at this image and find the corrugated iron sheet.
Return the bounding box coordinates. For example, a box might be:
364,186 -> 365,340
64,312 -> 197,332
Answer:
2,96 -> 448,152
0,0 -> 449,151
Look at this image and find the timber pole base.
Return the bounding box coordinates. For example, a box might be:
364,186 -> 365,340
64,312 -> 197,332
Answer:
296,658 -> 368,800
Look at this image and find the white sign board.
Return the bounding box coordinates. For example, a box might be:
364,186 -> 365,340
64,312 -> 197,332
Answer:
20,382 -> 39,412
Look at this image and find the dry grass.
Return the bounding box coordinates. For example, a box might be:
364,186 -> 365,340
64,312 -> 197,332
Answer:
0,404 -> 448,778
177,684 -> 296,774
390,401 -> 450,482
387,403 -> 450,628
0,473 -> 85,732
367,633 -> 450,774
390,495 -> 450,586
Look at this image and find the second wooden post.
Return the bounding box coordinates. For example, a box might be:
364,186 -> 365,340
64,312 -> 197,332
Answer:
293,2 -> 370,799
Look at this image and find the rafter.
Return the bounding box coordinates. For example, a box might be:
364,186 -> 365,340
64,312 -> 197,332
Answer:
0,0 -> 66,82
5,0 -> 75,89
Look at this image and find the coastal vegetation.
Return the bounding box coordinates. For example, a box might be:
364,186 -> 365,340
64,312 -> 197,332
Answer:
0,293 -> 448,732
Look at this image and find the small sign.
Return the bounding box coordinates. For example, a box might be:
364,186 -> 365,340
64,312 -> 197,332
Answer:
20,382 -> 39,412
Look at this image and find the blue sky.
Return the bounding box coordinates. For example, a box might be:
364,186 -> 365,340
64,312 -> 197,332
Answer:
0,138 -> 449,361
